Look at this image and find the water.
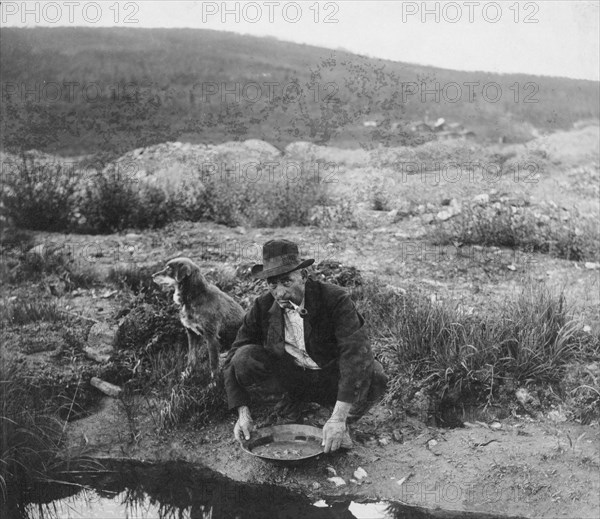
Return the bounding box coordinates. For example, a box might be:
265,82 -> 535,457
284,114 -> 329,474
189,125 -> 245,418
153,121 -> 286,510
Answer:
11,459 -> 524,519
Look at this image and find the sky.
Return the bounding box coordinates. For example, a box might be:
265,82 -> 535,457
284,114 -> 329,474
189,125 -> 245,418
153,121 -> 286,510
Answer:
2,1 -> 599,80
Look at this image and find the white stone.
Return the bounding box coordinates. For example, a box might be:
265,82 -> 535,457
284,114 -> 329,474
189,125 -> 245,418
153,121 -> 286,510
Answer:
353,467 -> 368,480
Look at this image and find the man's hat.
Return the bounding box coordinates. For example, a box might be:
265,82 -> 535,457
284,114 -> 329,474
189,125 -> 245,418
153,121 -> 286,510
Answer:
251,239 -> 314,279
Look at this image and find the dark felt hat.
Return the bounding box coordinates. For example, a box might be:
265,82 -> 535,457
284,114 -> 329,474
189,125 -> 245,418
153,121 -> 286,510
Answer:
251,239 -> 314,279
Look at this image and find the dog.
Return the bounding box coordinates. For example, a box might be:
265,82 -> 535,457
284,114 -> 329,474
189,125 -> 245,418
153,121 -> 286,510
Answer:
152,257 -> 245,380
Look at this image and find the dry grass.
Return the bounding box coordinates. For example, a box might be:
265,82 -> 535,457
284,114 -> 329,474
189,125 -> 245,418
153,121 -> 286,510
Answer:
430,196 -> 600,262
354,280 -> 599,410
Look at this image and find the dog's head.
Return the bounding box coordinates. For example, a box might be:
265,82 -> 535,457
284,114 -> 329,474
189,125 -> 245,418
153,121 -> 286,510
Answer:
152,257 -> 199,288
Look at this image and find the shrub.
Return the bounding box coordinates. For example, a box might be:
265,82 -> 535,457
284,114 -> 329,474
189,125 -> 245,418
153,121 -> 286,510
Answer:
77,168 -> 172,233
247,177 -> 328,227
430,198 -> 600,262
368,178 -> 391,211
198,162 -> 329,227
0,157 -> 78,231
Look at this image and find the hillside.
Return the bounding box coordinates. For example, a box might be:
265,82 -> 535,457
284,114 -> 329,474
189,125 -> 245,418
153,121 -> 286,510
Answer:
1,27 -> 599,157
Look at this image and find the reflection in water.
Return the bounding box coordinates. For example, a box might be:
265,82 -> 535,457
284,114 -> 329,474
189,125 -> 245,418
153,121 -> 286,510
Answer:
10,459 -> 523,519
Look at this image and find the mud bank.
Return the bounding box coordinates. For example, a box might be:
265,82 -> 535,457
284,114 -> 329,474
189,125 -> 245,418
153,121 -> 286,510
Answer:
64,396 -> 600,519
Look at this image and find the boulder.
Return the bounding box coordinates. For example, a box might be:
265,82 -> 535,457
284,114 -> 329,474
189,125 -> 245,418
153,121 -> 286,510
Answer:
84,322 -> 117,363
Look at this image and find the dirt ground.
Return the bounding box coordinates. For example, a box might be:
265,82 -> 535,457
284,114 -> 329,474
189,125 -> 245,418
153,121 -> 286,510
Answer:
40,213 -> 597,519
64,393 -> 600,519
5,127 -> 600,518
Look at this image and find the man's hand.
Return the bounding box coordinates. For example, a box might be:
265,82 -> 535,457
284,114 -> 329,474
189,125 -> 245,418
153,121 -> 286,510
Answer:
322,419 -> 347,453
322,400 -> 353,452
234,406 -> 254,442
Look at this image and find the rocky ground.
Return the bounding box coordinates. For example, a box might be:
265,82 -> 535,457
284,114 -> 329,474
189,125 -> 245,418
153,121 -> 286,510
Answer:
3,125 -> 599,518
3,215 -> 598,518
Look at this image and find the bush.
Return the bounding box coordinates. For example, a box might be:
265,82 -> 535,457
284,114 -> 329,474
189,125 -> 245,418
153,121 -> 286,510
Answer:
77,168 -> 172,233
198,162 -> 329,227
0,157 -> 78,231
368,178 -> 391,211
430,197 -> 600,262
2,152 -> 330,233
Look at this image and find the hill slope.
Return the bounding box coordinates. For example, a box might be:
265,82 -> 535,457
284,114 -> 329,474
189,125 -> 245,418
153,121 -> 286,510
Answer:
1,27 -> 599,156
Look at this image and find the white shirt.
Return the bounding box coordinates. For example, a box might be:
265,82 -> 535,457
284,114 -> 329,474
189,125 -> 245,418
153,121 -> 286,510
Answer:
282,305 -> 321,370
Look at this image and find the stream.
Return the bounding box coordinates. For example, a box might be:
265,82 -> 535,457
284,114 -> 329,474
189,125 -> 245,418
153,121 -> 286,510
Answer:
11,459 -> 525,519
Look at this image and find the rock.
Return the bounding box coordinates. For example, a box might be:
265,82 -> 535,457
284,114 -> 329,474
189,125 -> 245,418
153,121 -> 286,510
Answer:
407,389 -> 435,424
515,387 -> 533,406
396,473 -> 413,487
90,377 -> 122,397
436,200 -> 462,221
583,325 -> 592,333
392,429 -> 403,442
28,244 -> 48,257
548,408 -> 567,422
327,477 -> 346,487
86,322 -> 117,361
436,210 -> 458,222
584,262 -> 600,270
378,437 -> 390,446
326,465 -> 337,477
388,209 -> 399,219
311,482 -> 321,490
243,139 -> 281,157
83,347 -> 111,364
490,422 -> 503,430
472,193 -> 490,204
353,467 -> 368,480
427,439 -> 438,447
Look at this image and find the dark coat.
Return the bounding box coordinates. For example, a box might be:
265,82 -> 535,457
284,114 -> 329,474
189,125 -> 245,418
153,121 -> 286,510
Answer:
224,278 -> 374,403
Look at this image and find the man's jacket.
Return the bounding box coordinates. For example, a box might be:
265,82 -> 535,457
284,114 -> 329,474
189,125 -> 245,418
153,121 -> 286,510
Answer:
224,278 -> 374,403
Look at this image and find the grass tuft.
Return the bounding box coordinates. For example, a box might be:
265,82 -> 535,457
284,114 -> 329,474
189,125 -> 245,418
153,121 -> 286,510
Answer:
1,300 -> 67,326
354,280 -> 600,413
0,358 -> 64,511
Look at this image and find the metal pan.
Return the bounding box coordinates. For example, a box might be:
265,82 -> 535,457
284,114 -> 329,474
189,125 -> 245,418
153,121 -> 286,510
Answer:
240,424 -> 324,464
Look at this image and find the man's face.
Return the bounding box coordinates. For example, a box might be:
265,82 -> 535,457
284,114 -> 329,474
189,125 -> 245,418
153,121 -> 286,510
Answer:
267,269 -> 305,307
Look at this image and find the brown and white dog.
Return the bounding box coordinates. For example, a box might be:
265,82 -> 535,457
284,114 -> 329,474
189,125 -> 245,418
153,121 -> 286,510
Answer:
152,257 -> 244,379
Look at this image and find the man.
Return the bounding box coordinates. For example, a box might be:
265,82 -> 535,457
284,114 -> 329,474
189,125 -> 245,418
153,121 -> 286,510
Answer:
223,239 -> 387,452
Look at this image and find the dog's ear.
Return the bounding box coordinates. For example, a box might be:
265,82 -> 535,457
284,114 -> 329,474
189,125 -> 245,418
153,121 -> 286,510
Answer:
174,262 -> 191,282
